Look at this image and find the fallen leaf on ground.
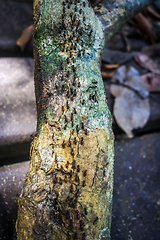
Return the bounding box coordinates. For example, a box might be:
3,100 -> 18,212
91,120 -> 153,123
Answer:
101,63 -> 119,78
113,89 -> 150,138
17,25 -> 34,51
141,73 -> 160,92
102,64 -> 119,69
102,49 -> 134,64
134,52 -> 160,75
110,65 -> 150,138
101,70 -> 117,78
133,13 -> 156,43
142,43 -> 160,57
110,65 -> 149,98
147,6 -> 160,20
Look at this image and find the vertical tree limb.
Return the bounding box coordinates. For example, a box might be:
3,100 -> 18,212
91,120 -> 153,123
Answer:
16,0 -> 114,239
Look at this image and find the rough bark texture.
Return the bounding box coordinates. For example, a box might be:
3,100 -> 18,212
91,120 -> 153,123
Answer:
94,0 -> 154,41
95,0 -> 155,42
16,0 -> 114,239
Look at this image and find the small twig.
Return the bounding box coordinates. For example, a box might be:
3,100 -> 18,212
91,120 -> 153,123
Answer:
109,81 -> 149,99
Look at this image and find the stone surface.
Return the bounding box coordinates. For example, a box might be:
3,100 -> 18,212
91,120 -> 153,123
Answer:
0,161 -> 29,240
0,133 -> 160,239
0,58 -> 36,163
0,1 -> 33,57
112,133 -> 160,240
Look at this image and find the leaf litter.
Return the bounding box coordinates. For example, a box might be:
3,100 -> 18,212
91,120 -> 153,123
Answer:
141,73 -> 160,92
16,25 -> 33,51
110,66 -> 150,138
134,52 -> 160,75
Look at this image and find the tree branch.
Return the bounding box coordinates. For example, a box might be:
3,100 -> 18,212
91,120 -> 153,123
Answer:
94,0 -> 156,41
16,1 -> 114,239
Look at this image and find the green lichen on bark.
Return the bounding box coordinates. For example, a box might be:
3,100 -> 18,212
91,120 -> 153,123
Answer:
16,0 -> 114,239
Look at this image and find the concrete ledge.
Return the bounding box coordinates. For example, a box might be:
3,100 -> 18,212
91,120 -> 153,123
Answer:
0,58 -> 36,163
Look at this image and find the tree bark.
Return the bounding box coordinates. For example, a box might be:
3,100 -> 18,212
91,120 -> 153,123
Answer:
95,0 -> 155,42
16,0 -> 155,239
16,0 -> 114,239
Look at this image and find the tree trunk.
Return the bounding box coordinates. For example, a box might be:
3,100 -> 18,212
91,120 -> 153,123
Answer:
16,0 -> 154,239
16,0 -> 114,239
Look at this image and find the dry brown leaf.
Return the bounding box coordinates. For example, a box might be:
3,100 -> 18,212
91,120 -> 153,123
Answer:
101,63 -> 119,78
134,52 -> 160,75
102,64 -> 119,69
147,6 -> 160,20
17,25 -> 34,52
141,73 -> 160,92
142,43 -> 160,57
134,13 -> 156,43
101,70 -> 116,78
